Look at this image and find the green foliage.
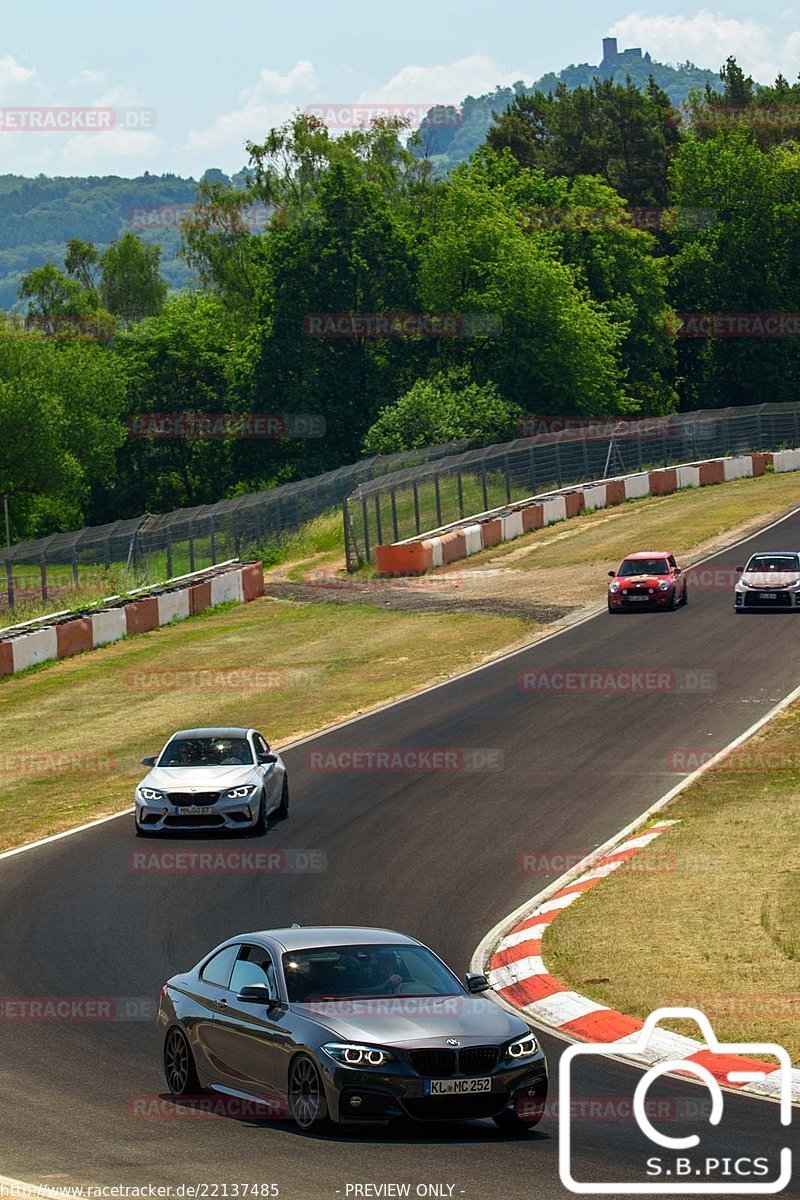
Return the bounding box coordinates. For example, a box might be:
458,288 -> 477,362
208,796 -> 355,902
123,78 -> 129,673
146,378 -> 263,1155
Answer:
363,368 -> 519,453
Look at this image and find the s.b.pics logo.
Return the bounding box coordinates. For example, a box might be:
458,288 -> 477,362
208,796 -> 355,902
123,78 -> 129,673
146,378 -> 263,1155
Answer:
559,1008 -> 793,1194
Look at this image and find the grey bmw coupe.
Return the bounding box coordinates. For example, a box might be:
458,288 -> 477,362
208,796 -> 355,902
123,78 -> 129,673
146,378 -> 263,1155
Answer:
157,926 -> 548,1132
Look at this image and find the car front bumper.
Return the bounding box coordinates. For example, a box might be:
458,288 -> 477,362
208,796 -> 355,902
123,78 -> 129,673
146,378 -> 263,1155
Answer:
609,589 -> 674,609
319,1054 -> 548,1124
135,795 -> 259,833
734,587 -> 800,610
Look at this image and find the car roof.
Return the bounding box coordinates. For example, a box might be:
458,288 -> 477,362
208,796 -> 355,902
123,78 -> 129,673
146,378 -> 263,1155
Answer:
623,551 -> 671,559
170,727 -> 253,740
234,926 -> 422,953
746,550 -> 798,557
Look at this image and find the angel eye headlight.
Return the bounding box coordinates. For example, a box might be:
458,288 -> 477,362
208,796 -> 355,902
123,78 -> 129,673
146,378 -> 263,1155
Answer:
322,1042 -> 394,1067
222,785 -> 258,800
139,787 -> 166,802
506,1032 -> 539,1060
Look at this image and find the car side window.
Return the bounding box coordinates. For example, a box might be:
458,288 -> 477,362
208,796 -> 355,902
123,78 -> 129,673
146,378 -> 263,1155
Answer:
668,555 -> 677,569
230,944 -> 278,997
199,944 -> 240,989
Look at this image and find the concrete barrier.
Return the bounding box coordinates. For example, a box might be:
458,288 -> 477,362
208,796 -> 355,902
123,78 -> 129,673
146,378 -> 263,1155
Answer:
189,580 -> 213,616
91,607 -> 128,648
773,449 -> 800,472
581,484 -> 607,511
751,452 -> 773,476
677,465 -> 701,488
699,459 -> 725,485
522,504 -> 544,532
563,491 -> 585,519
501,511 -> 524,541
426,537 -> 444,568
12,626 -> 58,672
541,497 -> 567,526
0,640 -> 13,678
440,530 -> 466,564
375,542 -> 434,575
481,519 -> 503,548
723,455 -> 753,481
241,562 -> 265,602
605,479 -> 626,506
648,468 -> 677,496
157,589 -> 191,624
125,597 -> 160,636
56,617 -> 93,659
624,473 -> 651,500
210,569 -> 244,607
463,524 -> 483,556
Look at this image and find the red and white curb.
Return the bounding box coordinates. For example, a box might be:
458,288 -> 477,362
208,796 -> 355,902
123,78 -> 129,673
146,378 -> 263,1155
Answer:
481,821 -> 800,1105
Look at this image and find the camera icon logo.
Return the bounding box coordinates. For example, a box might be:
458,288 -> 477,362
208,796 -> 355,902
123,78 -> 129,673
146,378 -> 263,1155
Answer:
559,1007 -> 792,1194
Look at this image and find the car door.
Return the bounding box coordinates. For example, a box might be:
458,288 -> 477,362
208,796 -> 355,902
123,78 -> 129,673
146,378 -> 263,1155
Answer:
189,943 -> 241,1082
211,943 -> 289,1100
668,554 -> 683,597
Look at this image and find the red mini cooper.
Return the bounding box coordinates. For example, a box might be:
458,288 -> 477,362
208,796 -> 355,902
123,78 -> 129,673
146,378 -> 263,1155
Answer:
607,551 -> 688,613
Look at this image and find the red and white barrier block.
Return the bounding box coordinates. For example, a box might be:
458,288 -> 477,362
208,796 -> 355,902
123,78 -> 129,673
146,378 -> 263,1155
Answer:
0,561 -> 265,680
375,449 -> 791,576
485,823 -> 800,1103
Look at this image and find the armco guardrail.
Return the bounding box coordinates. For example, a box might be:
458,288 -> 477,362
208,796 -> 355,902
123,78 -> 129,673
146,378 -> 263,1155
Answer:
373,451 -> 793,575
0,560 -> 264,679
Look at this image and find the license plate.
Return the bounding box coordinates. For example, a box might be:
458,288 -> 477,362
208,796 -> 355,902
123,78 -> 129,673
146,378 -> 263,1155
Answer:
185,805 -> 212,815
627,595 -> 649,602
759,593 -> 777,600
424,1077 -> 491,1095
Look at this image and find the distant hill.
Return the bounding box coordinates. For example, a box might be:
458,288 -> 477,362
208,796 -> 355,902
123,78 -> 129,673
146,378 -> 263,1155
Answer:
0,168 -> 249,311
413,37 -> 727,171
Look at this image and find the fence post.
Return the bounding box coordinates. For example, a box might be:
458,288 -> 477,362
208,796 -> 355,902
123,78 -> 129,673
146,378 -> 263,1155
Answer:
413,482 -> 421,534
481,460 -> 489,511
209,518 -> 217,565
554,445 -> 562,488
434,473 -> 443,527
4,559 -> 12,610
361,492 -> 371,563
71,547 -> 79,588
188,523 -> 195,575
40,557 -> 48,603
342,498 -> 353,572
456,468 -> 464,519
390,487 -> 399,542
504,455 -> 511,504
374,494 -> 383,547
529,446 -> 537,493
166,530 -> 173,580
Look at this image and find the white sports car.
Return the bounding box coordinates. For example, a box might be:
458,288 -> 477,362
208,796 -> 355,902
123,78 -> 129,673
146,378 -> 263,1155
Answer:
734,551 -> 800,612
134,726 -> 289,836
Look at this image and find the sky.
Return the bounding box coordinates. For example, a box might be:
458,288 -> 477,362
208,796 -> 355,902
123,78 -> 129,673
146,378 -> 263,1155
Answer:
0,1 -> 798,179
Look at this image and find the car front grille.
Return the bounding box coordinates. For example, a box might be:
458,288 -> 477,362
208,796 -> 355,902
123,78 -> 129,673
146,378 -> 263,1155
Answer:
403,1094 -> 506,1121
163,814 -> 226,827
744,592 -> 792,608
408,1046 -> 500,1077
166,791 -> 221,806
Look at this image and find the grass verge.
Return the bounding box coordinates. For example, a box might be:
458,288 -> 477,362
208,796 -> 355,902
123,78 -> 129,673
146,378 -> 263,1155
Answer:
0,597 -> 528,852
544,700 -> 800,1062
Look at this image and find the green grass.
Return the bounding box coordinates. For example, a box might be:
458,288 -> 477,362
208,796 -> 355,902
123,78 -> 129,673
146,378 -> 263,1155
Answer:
544,699 -> 800,1062
0,596 -> 529,851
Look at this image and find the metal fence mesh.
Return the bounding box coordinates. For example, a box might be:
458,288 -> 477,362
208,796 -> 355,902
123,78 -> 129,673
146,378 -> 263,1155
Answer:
1,440 -> 475,611
343,403 -> 800,569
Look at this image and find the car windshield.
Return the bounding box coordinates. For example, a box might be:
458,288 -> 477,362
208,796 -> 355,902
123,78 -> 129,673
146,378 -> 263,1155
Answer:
158,737 -> 254,767
282,943 -> 462,1001
618,558 -> 669,577
745,555 -> 799,573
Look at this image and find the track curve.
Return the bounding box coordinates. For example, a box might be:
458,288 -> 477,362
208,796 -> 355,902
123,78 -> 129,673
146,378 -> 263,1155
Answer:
2,512 -> 800,1199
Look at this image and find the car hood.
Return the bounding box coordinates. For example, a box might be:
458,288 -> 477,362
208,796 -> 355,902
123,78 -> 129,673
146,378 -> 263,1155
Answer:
740,572 -> 800,588
613,575 -> 667,588
291,994 -> 528,1046
142,765 -> 259,790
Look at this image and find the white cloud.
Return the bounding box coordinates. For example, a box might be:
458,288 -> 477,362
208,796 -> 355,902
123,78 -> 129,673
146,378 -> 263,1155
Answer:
608,11 -> 800,83
185,60 -> 317,154
61,129 -> 161,164
361,55 -> 528,106
0,54 -> 35,94
69,68 -> 106,87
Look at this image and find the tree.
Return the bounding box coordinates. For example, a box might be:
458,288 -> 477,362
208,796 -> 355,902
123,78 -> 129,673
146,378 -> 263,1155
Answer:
18,262 -> 95,320
362,368 -> 519,453
100,233 -> 167,324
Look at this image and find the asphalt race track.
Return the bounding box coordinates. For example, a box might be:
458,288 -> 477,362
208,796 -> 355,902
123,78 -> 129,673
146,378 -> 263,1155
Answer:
2,511 -> 800,1199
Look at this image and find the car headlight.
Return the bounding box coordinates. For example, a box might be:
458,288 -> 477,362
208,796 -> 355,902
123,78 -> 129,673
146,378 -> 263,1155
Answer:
322,1042 -> 394,1067
658,581 -> 670,591
138,787 -> 166,802
608,582 -> 620,593
505,1032 -> 539,1061
222,785 -> 258,800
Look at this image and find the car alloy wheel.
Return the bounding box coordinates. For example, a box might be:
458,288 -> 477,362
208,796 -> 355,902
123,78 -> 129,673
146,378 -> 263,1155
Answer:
289,1055 -> 329,1131
164,1027 -> 200,1096
275,777 -> 289,819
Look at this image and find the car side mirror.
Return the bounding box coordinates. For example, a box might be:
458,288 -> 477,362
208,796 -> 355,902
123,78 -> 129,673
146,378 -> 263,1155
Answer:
608,570 -> 616,578
735,566 -> 744,573
236,984 -> 277,1006
259,753 -> 278,765
674,567 -> 682,575
140,756 -> 156,767
464,972 -> 491,994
